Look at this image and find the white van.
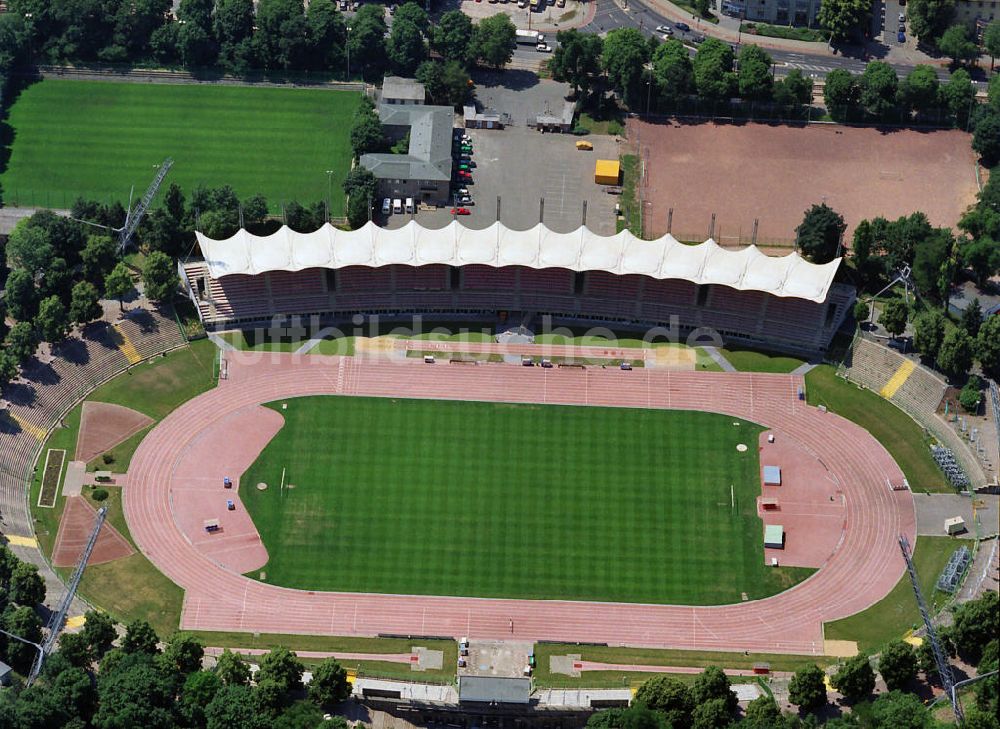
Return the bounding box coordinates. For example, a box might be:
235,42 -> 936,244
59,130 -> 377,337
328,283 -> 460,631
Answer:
381,198 -> 391,215
392,199 -> 402,214
405,197 -> 414,213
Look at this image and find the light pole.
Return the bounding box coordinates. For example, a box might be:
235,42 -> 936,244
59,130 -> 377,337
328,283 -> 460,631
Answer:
326,169 -> 334,222
346,26 -> 352,80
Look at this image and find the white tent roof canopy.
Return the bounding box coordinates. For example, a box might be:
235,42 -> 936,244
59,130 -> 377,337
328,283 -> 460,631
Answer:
196,221 -> 841,303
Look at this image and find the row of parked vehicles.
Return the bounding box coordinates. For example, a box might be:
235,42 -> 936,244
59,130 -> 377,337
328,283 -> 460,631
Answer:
451,132 -> 475,216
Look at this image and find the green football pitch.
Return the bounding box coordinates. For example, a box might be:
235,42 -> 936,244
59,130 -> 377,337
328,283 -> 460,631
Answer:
241,396 -> 813,604
0,80 -> 360,215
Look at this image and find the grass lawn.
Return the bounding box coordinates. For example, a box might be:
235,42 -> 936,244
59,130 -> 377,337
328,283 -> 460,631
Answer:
241,396 -> 813,604
532,643 -> 831,688
29,339 -> 217,633
1,80 -> 360,215
617,154 -> 641,236
720,348 -> 804,374
190,632 -> 456,683
805,365 -> 947,493
824,536 -> 956,651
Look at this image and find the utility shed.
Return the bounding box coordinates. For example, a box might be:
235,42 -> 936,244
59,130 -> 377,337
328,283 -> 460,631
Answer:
594,159 -> 621,185
458,676 -> 531,704
764,524 -> 785,549
763,465 -> 782,486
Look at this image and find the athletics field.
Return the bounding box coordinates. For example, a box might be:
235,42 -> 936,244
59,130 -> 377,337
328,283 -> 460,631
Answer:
240,396 -> 813,605
0,79 -> 360,215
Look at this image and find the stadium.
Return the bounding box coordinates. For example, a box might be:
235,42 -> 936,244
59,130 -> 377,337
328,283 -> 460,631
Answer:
77,219 -> 913,655
179,221 -> 856,357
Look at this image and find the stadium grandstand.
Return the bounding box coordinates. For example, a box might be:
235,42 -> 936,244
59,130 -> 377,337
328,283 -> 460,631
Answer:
181,222 -> 855,356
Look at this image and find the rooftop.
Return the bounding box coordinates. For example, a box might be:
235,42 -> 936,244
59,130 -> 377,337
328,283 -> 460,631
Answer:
458,676 -> 531,704
360,104 -> 454,182
382,76 -> 426,103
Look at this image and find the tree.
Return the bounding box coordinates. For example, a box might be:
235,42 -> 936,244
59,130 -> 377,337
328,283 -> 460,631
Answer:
912,310 -> 947,360
121,619 -> 159,655
937,327 -> 974,378
58,631 -> 95,668
691,665 -> 737,714
691,697 -> 732,728
962,298 -> 983,337
205,684 -> 269,729
941,68 -> 976,126
831,653 -> 876,703
346,194 -> 373,230
908,0 -> 957,42
973,109 -> 1000,166
258,646 -> 305,693
817,0 -> 870,40
10,560 -> 45,606
878,640 -> 918,691
693,38 -> 736,102
80,235 -> 118,284
0,351 -> 19,391
788,664 -> 827,712
160,632 -> 205,676
741,695 -> 783,729
4,268 -> 38,322
860,61 -> 899,119
870,690 -> 932,729
104,263 -> 135,313
177,20 -> 217,68
69,280 -> 103,326
950,591 -> 999,664
601,27 -> 650,108
41,257 -> 73,305
902,65 -> 940,114
214,648 -> 251,686
94,653 -> 176,729
81,610 -> 117,658
2,605 -> 43,672
347,5 -> 388,77
985,20 -> 1000,69
6,222 -> 54,274
274,700 -> 327,729
350,97 -> 385,158
6,320 -> 39,362
35,295 -> 69,343
307,657 -> 351,706
470,13 -> 516,70
439,60 -> 472,108
773,69 -> 813,110
388,19 -> 425,76
824,68 -> 860,119
180,670 -> 222,728
394,2 -> 429,34
650,38 -> 693,107
633,674 -> 693,727
214,0 -> 255,72
432,10 -> 474,64
550,30 -> 604,99
254,0 -> 309,70
737,44 -> 773,101
796,203 -> 846,263
938,24 -> 978,65
854,300 -> 870,324
879,299 -> 908,338
141,251 -> 178,302
305,0 -> 346,72
960,377 -> 982,412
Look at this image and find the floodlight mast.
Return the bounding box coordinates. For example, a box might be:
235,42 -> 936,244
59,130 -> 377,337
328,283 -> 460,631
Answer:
898,535 -> 964,724
118,158 -> 173,252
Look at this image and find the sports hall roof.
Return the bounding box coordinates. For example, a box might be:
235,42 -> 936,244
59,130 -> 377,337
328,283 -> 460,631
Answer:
195,221 -> 842,303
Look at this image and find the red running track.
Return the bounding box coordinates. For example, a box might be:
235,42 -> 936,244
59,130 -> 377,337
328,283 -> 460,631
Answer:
124,354 -> 915,654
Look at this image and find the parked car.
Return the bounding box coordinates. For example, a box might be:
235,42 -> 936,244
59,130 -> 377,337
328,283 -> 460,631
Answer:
450,207 -> 471,215
661,28 -> 674,37
381,198 -> 391,215
898,23 -> 905,32
456,170 -> 472,179
459,195 -> 475,205
536,43 -> 552,52
898,12 -> 906,21
655,25 -> 670,33
674,21 -> 691,32
897,31 -> 906,42
455,187 -> 470,197
557,0 -> 565,6
393,198 -> 402,213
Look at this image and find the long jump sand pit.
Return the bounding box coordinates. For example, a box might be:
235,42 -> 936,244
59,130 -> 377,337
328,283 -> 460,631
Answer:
632,120 -> 979,245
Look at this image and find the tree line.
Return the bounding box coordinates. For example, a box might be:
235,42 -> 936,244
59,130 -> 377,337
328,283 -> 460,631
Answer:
551,29 -> 813,118
0,184 -> 336,393
0,608 -> 354,729
589,591 -> 997,728
3,0 -> 516,81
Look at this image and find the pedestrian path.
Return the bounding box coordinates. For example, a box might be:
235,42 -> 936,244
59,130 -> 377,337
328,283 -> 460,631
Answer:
702,346 -> 737,372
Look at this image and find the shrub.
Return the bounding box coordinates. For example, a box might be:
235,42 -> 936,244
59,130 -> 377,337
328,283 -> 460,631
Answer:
102,453 -> 115,465
92,488 -> 109,502
960,376 -> 982,413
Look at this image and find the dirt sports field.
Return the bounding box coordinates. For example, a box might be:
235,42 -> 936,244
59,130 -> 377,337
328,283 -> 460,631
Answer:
631,120 -> 979,245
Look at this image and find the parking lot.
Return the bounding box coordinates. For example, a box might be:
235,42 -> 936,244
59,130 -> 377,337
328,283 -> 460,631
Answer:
384,77 -> 619,234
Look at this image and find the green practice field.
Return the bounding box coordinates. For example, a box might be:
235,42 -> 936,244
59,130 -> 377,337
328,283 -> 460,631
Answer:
1,80 -> 360,215
241,396 -> 813,604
